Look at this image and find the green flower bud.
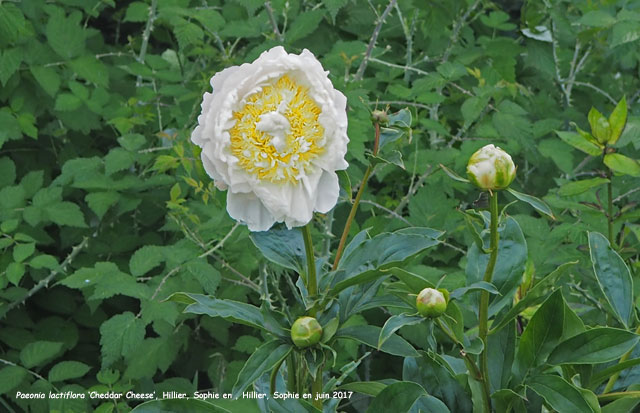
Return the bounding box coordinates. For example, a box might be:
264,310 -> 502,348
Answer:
370,109 -> 389,126
290,316 -> 323,348
467,144 -> 516,190
416,288 -> 447,318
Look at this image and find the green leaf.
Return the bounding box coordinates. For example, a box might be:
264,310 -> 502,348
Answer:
13,242 -> 35,263
0,47 -> 22,86
335,325 -> 419,357
378,314 -> 424,349
169,293 -> 286,337
366,382 -> 427,413
450,281 -> 500,300
588,107 -> 611,144
0,366 -> 28,395
387,267 -> 435,292
231,340 -> 292,398
322,0 -> 348,23
124,2 -> 149,23
506,188 -> 555,219
287,10 -> 324,42
0,157 -> 16,187
608,96 -> 627,145
45,9 -> 85,59
20,341 -> 64,368
54,93 -> 82,112
6,262 -> 25,285
331,227 -> 443,294
514,290 -> 565,382
611,21 -> 640,48
466,216 -> 528,315
589,232 -> 634,327
85,191 -> 119,219
461,96 -> 488,125
131,399 -> 231,413
339,381 -> 387,397
185,259 -> 221,295
558,178 -> 610,197
45,201 -> 87,227
403,354 -> 472,411
69,56 -> 109,88
129,245 -> 165,276
99,312 -> 146,368
528,375 -> 597,413
0,110 -> 21,145
439,163 -> 470,183
30,66 -> 61,97
250,228 -> 306,274
555,131 -> 603,156
548,327 -> 639,365
48,361 -> 91,382
578,10 -> 616,27
604,153 -> 640,177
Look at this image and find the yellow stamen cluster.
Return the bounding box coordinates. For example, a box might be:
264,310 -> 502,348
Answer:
229,75 -> 324,183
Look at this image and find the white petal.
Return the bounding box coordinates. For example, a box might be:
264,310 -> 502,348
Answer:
227,191 -> 276,231
314,172 -> 339,213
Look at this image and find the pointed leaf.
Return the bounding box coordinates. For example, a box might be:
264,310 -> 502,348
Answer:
450,281 -> 500,300
439,163 -> 470,183
335,325 -> 419,357
232,340 -> 292,398
588,107 -> 612,144
609,96 -> 627,144
506,188 -> 555,219
528,375 -> 598,413
250,228 -> 306,274
555,131 -> 603,156
589,232 -> 634,327
548,327 -> 639,365
378,314 -> 424,349
558,178 -> 610,197
604,153 -> 640,177
366,381 -> 427,413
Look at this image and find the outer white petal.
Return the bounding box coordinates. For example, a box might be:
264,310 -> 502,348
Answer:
227,191 -> 276,232
314,172 -> 339,213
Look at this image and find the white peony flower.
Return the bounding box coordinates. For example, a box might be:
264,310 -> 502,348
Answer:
467,144 -> 516,190
191,46 -> 349,231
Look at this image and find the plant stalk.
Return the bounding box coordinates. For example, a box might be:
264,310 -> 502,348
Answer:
478,191 -> 500,412
607,172 -> 614,248
603,324 -> 640,393
300,224 -> 323,407
301,224 -> 317,316
332,122 -> 381,270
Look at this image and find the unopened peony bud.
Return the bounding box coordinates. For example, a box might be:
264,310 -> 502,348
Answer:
416,288 -> 448,318
467,144 -> 516,190
290,316 -> 323,348
370,110 -> 389,126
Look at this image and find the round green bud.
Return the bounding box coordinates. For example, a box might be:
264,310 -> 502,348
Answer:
467,144 -> 516,190
290,316 -> 323,348
370,109 -> 389,126
416,288 -> 447,318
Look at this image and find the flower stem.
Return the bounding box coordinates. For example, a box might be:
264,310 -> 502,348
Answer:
301,224 -> 317,316
478,191 -> 499,412
300,224 -> 323,407
332,122 -> 381,270
435,318 -> 482,380
603,324 -> 640,393
607,170 -> 615,248
287,354 -> 296,393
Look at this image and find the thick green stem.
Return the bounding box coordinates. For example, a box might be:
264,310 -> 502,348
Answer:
287,354 -> 296,393
603,324 -> 640,393
301,224 -> 317,316
332,123 -> 380,271
312,365 -> 323,409
607,172 -> 614,248
478,191 -> 499,412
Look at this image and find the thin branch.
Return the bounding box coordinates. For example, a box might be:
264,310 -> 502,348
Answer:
370,100 -> 431,110
136,0 -> 158,86
367,57 -> 428,75
0,358 -> 59,392
2,237 -> 89,318
199,223 -> 240,258
441,0 -> 481,63
265,1 -> 284,42
354,0 -> 398,81
572,81 -> 617,105
393,165 -> 435,214
614,187 -> 640,203
359,199 -> 411,224
212,254 -> 261,292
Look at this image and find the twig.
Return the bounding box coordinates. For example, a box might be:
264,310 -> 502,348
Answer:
2,237 -> 89,318
572,81 -> 617,105
265,2 -> 284,42
354,0 -> 398,81
136,0 -> 158,86
441,0 -> 481,63
393,165 -> 435,214
212,254 -> 261,292
0,358 -> 59,392
614,187 -> 640,203
359,199 -> 411,224
199,223 -> 240,258
369,99 -> 431,110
